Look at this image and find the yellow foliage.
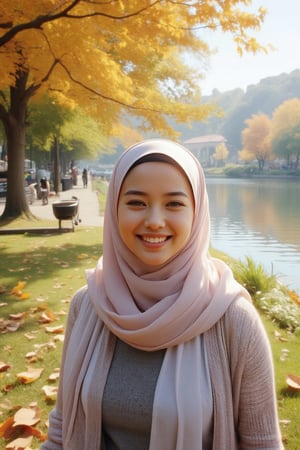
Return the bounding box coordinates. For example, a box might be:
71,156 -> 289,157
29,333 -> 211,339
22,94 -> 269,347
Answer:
0,0 -> 267,134
241,113 -> 273,160
214,143 -> 229,161
272,98 -> 300,136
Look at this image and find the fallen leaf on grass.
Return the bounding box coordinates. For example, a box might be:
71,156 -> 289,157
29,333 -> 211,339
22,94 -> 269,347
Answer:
38,311 -> 56,324
48,369 -> 60,382
41,385 -> 58,401
5,435 -> 33,449
9,313 -> 25,321
23,333 -> 36,341
0,320 -> 23,334
77,253 -> 89,259
18,292 -> 30,301
286,373 -> 300,391
6,321 -> 23,333
280,419 -> 291,425
44,325 -> 64,334
0,416 -> 14,438
11,282 -> 26,295
25,353 -> 38,363
10,282 -> 30,301
13,408 -> 39,428
33,342 -> 56,354
17,368 -> 44,384
0,362 -> 11,372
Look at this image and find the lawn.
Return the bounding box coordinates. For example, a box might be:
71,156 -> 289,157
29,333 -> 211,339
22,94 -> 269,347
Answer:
0,216 -> 299,449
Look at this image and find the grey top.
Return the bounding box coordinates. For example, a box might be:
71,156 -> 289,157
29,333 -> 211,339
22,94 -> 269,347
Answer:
102,338 -> 213,450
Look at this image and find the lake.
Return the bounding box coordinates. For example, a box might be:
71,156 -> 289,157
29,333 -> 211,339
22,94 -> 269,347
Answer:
206,177 -> 300,292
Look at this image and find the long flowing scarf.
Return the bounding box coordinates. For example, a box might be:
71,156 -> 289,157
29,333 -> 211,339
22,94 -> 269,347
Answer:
85,139 -> 250,448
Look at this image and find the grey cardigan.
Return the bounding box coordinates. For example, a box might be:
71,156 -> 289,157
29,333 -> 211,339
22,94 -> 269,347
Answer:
41,286 -> 284,449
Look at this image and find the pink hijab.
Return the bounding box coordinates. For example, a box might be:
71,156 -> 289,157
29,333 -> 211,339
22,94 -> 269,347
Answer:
87,138 -> 250,350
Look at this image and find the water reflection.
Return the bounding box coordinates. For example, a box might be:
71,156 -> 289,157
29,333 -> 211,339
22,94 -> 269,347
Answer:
206,178 -> 300,291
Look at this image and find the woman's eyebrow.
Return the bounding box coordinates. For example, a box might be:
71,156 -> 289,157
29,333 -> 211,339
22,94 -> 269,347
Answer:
123,189 -> 188,197
123,189 -> 146,196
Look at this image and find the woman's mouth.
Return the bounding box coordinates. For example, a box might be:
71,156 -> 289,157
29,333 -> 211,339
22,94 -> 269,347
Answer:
139,235 -> 170,244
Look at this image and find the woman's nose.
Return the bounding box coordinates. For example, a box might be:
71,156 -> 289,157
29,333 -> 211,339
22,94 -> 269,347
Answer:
145,206 -> 165,229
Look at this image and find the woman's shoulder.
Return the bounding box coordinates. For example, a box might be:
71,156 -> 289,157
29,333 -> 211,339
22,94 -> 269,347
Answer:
225,296 -> 259,324
223,296 -> 268,347
68,285 -> 90,321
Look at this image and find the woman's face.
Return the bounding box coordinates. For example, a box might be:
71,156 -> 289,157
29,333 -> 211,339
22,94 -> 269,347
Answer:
117,161 -> 194,266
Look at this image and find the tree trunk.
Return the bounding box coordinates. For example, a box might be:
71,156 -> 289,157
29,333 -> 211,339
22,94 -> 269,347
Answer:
0,70 -> 33,219
2,119 -> 30,218
53,135 -> 61,195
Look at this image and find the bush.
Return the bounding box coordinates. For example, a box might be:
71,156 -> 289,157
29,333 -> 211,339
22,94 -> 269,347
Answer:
257,288 -> 300,331
231,255 -> 277,297
223,164 -> 260,178
229,256 -> 300,332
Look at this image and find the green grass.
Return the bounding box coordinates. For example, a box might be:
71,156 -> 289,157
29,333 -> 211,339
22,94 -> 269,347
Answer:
92,177 -> 109,215
0,222 -> 299,448
0,226 -> 102,448
261,318 -> 300,450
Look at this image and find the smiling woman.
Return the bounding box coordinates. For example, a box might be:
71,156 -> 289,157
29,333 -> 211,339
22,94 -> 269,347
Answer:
41,139 -> 284,450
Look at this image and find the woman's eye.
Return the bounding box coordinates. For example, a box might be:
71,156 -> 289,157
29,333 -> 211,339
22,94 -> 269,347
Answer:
167,201 -> 185,208
126,199 -> 146,207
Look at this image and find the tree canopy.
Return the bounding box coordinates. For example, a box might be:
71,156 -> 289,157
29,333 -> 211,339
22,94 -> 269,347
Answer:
271,98 -> 300,168
0,0 -> 267,218
240,113 -> 272,169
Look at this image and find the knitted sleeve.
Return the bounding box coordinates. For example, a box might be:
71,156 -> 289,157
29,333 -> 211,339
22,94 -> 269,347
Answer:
40,285 -> 88,450
226,298 -> 284,449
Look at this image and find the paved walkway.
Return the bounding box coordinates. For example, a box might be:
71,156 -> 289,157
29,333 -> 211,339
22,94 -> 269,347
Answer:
0,176 -> 104,229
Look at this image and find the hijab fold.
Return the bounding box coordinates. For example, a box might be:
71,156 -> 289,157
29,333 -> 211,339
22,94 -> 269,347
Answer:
85,139 -> 250,448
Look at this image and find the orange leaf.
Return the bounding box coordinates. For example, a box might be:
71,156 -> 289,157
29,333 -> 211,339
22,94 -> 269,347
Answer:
0,416 -> 14,438
19,292 -> 30,300
11,281 -> 26,295
17,368 -> 44,384
45,325 -> 64,334
0,361 -> 11,372
39,310 -> 56,324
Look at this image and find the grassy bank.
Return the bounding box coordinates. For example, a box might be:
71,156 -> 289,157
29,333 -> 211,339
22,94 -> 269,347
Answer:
0,186 -> 299,448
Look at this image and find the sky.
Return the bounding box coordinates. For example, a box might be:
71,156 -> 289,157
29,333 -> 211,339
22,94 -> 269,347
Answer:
199,0 -> 300,95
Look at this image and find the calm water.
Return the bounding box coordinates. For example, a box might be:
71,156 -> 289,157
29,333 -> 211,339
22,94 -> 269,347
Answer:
206,177 -> 300,292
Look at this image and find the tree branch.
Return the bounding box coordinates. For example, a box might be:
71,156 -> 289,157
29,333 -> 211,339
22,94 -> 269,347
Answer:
58,58 -> 160,112
0,0 -> 81,47
0,0 -> 166,47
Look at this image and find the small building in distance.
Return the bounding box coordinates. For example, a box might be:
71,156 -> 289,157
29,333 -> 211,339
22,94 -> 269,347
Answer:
184,135 -> 226,167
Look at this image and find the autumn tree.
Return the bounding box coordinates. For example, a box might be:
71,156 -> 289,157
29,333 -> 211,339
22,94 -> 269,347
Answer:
240,113 -> 272,169
213,142 -> 229,166
271,98 -> 300,169
0,0 -> 266,219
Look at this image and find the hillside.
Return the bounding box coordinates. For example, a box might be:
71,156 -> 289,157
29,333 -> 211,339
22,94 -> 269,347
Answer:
98,69 -> 300,164
176,69 -> 300,153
